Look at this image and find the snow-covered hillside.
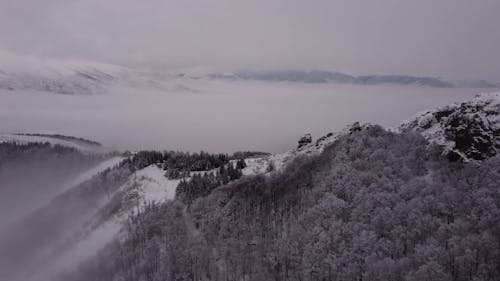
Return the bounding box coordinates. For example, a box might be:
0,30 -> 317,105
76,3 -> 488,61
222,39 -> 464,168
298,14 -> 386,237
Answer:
0,51 -> 125,95
0,51 -> 194,95
400,92 -> 500,161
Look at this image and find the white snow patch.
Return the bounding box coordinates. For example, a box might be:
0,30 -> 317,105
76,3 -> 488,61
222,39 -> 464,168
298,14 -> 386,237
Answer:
133,165 -> 179,203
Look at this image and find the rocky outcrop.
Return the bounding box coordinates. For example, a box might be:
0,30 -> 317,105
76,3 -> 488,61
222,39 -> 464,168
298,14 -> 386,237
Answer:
400,93 -> 500,161
297,133 -> 312,149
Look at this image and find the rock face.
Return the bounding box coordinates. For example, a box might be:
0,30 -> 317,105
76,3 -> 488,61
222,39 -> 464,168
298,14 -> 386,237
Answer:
297,133 -> 312,149
400,93 -> 500,161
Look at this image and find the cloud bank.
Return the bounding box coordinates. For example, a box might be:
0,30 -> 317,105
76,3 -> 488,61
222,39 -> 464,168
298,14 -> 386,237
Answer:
1,0 -> 499,80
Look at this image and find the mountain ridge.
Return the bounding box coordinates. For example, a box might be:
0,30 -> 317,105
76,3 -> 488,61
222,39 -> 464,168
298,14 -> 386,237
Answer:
207,69 -> 499,88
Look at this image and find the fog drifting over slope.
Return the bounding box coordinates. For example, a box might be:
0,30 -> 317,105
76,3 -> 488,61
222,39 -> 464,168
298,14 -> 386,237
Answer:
0,81 -> 480,153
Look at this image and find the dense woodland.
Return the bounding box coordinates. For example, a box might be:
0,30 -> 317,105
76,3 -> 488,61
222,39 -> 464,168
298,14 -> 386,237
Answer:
176,159 -> 246,204
0,142 -> 103,170
14,134 -> 102,146
59,126 -> 500,281
128,151 -> 229,178
129,150 -> 228,171
127,150 -> 249,180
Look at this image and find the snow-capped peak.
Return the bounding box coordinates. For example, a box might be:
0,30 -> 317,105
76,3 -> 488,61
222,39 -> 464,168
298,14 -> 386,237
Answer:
400,92 -> 500,161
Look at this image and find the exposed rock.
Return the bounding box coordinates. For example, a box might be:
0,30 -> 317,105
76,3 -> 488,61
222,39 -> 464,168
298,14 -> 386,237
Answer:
400,93 -> 500,161
297,133 -> 312,149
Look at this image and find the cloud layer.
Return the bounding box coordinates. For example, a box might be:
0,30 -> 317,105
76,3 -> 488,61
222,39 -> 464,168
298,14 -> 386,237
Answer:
1,0 -> 500,80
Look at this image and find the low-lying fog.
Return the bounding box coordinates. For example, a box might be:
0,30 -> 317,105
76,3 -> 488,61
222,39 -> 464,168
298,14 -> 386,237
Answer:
0,80 -> 483,153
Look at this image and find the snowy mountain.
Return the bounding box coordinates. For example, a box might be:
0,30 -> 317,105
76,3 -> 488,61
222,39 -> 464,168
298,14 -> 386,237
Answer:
0,51 -> 125,94
2,93 -> 500,280
0,51 -> 194,95
2,51 -> 498,95
400,92 -> 500,161
51,116 -> 500,281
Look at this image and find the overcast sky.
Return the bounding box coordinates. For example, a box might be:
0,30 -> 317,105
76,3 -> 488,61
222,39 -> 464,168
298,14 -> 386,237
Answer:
0,0 -> 499,80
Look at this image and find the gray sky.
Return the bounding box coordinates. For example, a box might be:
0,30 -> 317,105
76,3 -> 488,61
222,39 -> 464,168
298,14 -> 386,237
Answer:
1,0 -> 499,80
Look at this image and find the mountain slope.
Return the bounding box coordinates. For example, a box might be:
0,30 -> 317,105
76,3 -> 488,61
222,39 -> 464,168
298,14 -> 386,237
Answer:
3,93 -> 500,281
24,164 -> 180,281
0,51 -> 123,95
1,149 -> 240,281
59,126 -> 500,281
53,93 -> 500,281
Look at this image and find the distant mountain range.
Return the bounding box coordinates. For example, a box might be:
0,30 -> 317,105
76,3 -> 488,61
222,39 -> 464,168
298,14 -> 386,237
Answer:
0,52 -> 498,95
208,70 -> 499,88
